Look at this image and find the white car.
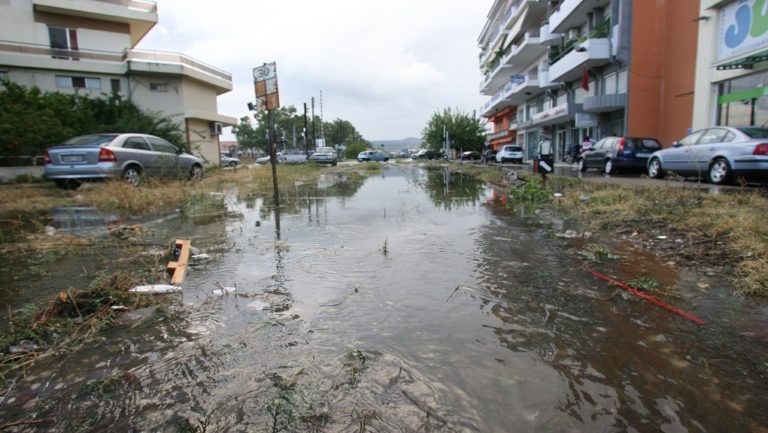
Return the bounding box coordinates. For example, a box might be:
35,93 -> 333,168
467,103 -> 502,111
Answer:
278,148 -> 308,164
309,146 -> 338,165
220,153 -> 240,167
496,145 -> 524,164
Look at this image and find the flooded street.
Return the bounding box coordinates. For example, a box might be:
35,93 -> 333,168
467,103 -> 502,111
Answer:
2,165 -> 768,432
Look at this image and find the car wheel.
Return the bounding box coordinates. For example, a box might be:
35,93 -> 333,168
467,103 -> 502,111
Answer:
54,179 -> 81,190
579,159 -> 587,172
708,157 -> 732,185
189,164 -> 203,181
648,158 -> 665,179
604,159 -> 614,174
122,166 -> 142,187
228,161 -> 237,167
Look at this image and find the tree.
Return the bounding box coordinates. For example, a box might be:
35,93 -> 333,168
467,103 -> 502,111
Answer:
421,108 -> 485,154
0,80 -> 183,156
233,116 -> 261,152
324,118 -> 367,147
344,142 -> 368,159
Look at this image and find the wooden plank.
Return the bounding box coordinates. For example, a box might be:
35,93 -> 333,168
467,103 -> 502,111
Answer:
168,239 -> 191,285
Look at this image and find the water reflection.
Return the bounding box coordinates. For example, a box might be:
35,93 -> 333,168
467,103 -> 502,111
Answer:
1,166 -> 767,432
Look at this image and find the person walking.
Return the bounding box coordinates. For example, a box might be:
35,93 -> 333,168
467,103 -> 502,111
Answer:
538,135 -> 554,182
581,135 -> 595,154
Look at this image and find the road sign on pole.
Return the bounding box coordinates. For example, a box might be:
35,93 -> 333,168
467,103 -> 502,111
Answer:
252,62 -> 280,111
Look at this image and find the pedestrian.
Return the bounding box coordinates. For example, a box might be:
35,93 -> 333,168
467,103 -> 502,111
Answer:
538,135 -> 554,182
581,135 -> 595,154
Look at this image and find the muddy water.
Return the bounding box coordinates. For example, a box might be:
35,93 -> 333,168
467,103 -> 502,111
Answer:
2,165 -> 768,432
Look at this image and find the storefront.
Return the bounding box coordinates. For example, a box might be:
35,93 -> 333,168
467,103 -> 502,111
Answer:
716,71 -> 768,126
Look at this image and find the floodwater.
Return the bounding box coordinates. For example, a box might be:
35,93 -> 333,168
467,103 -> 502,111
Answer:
1,165 -> 768,432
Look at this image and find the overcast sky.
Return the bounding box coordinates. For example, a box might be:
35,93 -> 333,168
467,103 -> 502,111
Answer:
136,0 -> 490,141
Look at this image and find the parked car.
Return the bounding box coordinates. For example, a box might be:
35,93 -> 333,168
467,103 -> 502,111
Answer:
412,149 -> 437,160
44,133 -> 204,189
256,155 -> 271,165
460,151 -> 481,161
580,136 -> 661,174
220,153 -> 240,167
482,149 -> 497,163
647,126 -> 768,184
309,146 -> 338,166
358,150 -> 389,162
496,145 -> 524,163
278,148 -> 308,164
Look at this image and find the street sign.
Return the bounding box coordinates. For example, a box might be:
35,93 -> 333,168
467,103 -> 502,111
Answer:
252,62 -> 280,111
252,62 -> 276,81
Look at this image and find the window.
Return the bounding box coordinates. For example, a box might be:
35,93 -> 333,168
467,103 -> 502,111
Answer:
55,75 -> 101,90
697,128 -> 729,145
679,130 -> 704,146
603,72 -> 617,95
123,137 -> 150,151
149,83 -> 168,92
618,70 -> 628,93
111,79 -> 121,93
48,27 -> 78,59
0,71 -> 7,82
147,137 -> 177,154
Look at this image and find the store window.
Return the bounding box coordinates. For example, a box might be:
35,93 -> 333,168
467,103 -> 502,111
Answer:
717,71 -> 768,126
150,82 -> 168,92
603,72 -> 617,95
618,70 -> 628,93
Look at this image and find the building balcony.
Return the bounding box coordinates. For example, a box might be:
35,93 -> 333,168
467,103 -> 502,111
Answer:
0,41 -> 232,92
487,129 -> 512,141
32,0 -> 158,46
504,74 -> 540,104
531,102 -> 581,126
124,50 -> 233,93
583,93 -> 627,113
479,59 -> 515,95
549,0 -> 610,34
540,23 -> 562,46
548,38 -> 610,82
502,32 -> 547,75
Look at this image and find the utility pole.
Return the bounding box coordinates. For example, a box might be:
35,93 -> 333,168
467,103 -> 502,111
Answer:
303,102 -> 309,155
319,90 -> 325,140
311,97 -> 316,147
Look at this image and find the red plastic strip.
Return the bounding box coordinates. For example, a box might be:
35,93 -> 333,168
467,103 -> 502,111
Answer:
589,270 -> 706,325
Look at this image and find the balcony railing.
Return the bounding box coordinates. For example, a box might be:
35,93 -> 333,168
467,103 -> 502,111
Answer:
124,49 -> 232,82
95,0 -> 157,13
0,40 -> 232,83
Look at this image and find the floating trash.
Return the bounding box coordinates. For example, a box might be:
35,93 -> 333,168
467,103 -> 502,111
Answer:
128,284 -> 182,294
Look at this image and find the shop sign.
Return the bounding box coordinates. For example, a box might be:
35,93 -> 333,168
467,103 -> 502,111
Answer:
719,0 -> 768,60
532,103 -> 569,124
575,112 -> 599,128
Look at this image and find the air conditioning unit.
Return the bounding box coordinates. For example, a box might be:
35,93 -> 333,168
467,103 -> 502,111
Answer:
210,122 -> 223,135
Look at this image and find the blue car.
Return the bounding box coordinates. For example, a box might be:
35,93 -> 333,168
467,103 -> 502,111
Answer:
357,150 -> 389,162
580,136 -> 661,174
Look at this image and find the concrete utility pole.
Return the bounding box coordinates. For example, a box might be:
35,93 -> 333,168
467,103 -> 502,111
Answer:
303,102 -> 309,155
319,90 -> 325,140
311,97 -> 316,147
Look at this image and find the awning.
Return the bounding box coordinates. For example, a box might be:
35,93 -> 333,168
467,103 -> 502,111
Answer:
716,49 -> 768,70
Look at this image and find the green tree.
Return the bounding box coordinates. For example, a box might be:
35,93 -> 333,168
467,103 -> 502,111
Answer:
251,106 -> 308,152
324,118 -> 367,147
0,80 -> 183,156
233,116 -> 261,152
344,142 -> 368,159
421,107 -> 485,153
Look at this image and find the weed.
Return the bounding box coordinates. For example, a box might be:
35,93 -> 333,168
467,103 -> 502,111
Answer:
380,239 -> 389,256
509,178 -> 550,203
627,277 -> 659,291
574,244 -> 623,262
177,416 -> 211,433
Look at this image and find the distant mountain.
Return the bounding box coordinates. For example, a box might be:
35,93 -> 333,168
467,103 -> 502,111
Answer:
370,137 -> 423,151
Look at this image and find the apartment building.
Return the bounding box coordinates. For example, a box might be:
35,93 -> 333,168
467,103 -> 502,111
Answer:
692,0 -> 768,130
479,0 -> 699,160
0,0 -> 236,165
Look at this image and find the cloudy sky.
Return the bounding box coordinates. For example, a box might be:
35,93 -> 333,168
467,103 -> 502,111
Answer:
137,0 -> 490,141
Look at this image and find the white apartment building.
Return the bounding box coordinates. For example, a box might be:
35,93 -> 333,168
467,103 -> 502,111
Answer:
479,0 -> 632,161
0,0 -> 236,165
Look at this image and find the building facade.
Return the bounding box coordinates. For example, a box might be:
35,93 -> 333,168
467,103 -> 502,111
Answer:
479,0 -> 699,160
693,0 -> 768,131
0,0 -> 236,165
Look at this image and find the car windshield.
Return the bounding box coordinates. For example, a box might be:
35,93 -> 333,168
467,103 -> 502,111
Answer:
736,127 -> 768,138
627,138 -> 661,150
61,134 -> 118,147
508,146 -> 522,151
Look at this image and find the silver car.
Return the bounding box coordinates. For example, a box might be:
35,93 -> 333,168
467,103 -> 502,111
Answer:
647,126 -> 768,184
44,133 -> 204,189
496,145 -> 524,163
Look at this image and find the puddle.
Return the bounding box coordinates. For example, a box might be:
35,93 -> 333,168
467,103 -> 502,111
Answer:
1,166 -> 767,432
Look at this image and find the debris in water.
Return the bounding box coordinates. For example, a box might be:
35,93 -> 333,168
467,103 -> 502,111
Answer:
555,230 -> 579,239
9,340 -> 38,354
212,286 -> 236,296
247,300 -> 270,311
128,284 -> 181,294
191,253 -> 211,262
167,239 -> 191,284
657,235 -> 668,240
45,226 -> 56,236
553,193 -> 563,198
579,195 -> 591,202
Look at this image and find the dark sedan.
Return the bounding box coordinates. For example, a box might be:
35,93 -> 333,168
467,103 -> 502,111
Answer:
580,136 -> 661,174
